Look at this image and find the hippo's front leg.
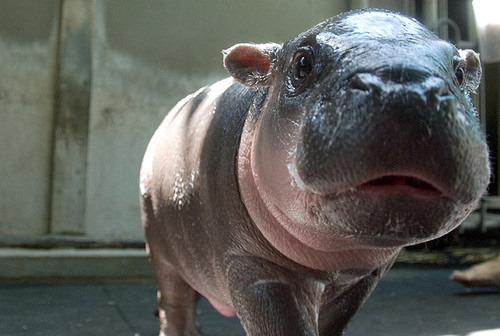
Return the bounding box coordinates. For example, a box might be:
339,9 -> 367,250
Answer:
317,260 -> 395,336
227,256 -> 323,336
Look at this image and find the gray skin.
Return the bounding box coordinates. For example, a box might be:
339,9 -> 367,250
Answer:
140,9 -> 490,336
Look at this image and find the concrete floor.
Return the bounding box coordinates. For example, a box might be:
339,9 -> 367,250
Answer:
1,267 -> 499,336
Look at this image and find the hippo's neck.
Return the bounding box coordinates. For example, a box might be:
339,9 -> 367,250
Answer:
237,99 -> 401,272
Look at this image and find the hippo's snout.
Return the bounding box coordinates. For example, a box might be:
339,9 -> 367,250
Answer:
297,68 -> 488,206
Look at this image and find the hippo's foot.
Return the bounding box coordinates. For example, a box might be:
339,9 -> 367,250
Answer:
450,255 -> 500,288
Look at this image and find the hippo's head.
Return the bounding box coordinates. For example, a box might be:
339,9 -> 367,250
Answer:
225,10 -> 490,269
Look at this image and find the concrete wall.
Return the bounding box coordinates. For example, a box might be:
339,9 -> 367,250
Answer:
0,0 -> 60,236
0,0 -> 349,242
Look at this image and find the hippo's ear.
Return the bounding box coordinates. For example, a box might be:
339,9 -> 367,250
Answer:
458,49 -> 482,93
223,43 -> 281,87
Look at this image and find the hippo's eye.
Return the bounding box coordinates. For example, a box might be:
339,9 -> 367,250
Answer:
453,56 -> 465,87
455,67 -> 465,87
295,54 -> 313,80
288,50 -> 314,94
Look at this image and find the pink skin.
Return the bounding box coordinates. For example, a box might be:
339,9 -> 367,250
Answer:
359,176 -> 443,198
206,297 -> 237,317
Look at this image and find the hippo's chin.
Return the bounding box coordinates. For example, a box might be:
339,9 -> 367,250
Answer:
311,188 -> 472,247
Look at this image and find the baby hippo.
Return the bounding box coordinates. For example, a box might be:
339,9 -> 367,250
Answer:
140,9 -> 490,336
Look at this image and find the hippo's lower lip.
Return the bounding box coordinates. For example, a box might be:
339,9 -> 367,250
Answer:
356,175 -> 444,198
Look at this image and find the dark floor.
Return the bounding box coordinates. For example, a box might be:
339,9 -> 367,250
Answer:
1,267 -> 499,336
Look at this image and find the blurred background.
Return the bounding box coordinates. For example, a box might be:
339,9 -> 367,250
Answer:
0,0 -> 498,279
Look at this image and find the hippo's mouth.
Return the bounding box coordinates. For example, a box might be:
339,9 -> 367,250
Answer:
357,175 -> 443,198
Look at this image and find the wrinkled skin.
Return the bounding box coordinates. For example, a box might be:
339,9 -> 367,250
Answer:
140,10 -> 490,336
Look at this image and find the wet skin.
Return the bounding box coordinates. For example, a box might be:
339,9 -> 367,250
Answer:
140,9 -> 490,336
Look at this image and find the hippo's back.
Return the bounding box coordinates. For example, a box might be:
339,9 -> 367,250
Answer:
139,77 -> 266,302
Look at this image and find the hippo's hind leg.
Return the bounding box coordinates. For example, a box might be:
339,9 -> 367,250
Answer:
141,195 -> 199,336
152,258 -> 199,336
